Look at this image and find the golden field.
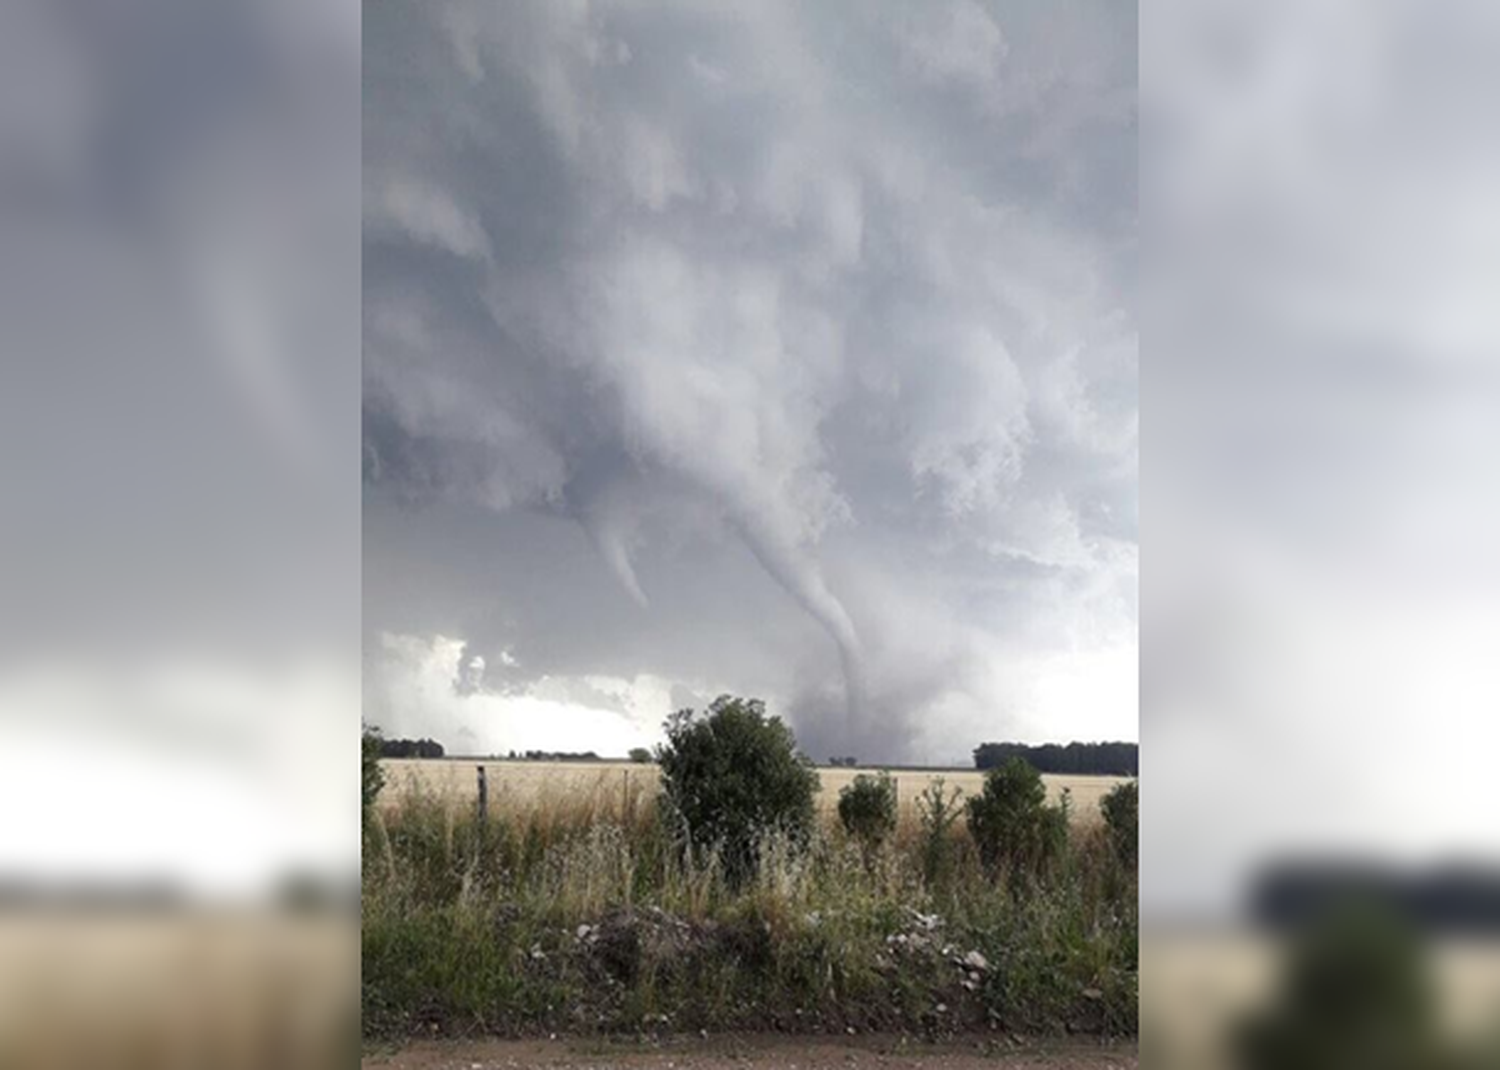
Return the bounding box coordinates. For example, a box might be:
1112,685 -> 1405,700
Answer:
1142,931 -> 1500,1070
378,758 -> 1127,825
0,911 -> 356,1069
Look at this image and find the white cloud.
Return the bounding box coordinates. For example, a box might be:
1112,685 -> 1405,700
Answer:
369,176 -> 492,260
901,0 -> 1009,94
0,658 -> 359,899
369,632 -> 680,756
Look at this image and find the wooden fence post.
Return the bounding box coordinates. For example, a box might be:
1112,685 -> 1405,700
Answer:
476,764 -> 488,823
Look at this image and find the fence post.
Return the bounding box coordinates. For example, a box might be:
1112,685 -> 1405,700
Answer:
476,764 -> 488,823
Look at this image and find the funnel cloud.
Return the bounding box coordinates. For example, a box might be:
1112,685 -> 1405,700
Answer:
363,0 -> 1137,763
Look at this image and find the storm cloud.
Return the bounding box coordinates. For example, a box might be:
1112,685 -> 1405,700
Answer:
363,0 -> 1137,762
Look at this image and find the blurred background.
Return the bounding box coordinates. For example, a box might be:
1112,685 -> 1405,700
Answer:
0,0 -> 359,1065
1143,0 -> 1500,1066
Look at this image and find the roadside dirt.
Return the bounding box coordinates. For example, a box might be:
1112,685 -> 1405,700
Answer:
362,1035 -> 1139,1070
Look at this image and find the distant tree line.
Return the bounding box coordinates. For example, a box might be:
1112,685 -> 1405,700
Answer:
973,741 -> 1137,776
1252,862 -> 1500,936
505,749 -> 602,762
379,737 -> 446,759
827,755 -> 858,767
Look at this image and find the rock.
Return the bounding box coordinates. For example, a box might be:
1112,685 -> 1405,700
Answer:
904,908 -> 942,931
962,950 -> 989,971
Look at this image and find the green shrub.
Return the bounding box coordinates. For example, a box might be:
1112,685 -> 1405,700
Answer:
965,757 -> 1068,885
915,776 -> 965,890
1234,900 -> 1454,1070
363,722 -> 386,816
628,747 -> 653,763
1100,779 -> 1138,871
656,695 -> 819,886
837,772 -> 898,849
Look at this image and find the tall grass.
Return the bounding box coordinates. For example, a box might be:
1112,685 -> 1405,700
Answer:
363,774 -> 1137,1041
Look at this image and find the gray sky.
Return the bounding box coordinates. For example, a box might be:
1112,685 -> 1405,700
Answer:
0,0 -> 359,898
363,0 -> 1139,764
1143,0 -> 1500,923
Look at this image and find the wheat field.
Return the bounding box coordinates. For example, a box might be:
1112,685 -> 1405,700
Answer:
0,912 -> 356,1069
378,758 -> 1127,825
1142,931 -> 1500,1070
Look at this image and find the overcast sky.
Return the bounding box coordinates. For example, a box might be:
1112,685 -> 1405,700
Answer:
362,0 -> 1139,764
1143,0 -> 1500,922
0,0 -> 359,898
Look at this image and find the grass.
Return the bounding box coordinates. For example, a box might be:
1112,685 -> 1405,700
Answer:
362,773 -> 1137,1043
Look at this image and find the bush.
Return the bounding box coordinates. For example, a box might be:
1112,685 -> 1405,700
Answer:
836,772 -> 897,849
363,723 -> 386,817
1100,780 -> 1138,871
628,747 -> 653,764
657,695 -> 819,886
915,777 -> 965,890
1234,900 -> 1452,1070
965,757 -> 1068,885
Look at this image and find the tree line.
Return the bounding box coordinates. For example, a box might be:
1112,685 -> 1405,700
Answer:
373,732 -> 1137,775
379,737 -> 446,759
973,740 -> 1137,776
376,739 -> 617,762
506,749 -> 603,762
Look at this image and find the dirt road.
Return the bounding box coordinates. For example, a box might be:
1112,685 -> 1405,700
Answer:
362,1036 -> 1138,1070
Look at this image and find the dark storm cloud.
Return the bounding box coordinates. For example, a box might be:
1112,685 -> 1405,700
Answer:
363,0 -> 1137,761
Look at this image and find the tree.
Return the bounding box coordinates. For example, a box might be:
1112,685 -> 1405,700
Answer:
628,747 -> 653,764
965,757 -> 1069,884
837,772 -> 898,850
656,695 -> 819,885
